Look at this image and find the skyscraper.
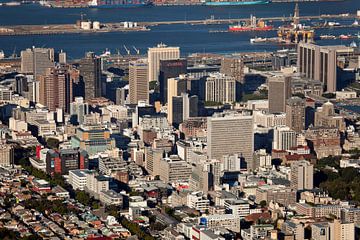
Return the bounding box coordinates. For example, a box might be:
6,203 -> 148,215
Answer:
207,113 -> 254,165
147,44 -> 180,82
70,97 -> 89,125
297,42 -> 354,92
129,59 -> 149,105
171,93 -> 198,127
79,52 -> 102,100
205,73 -> 236,104
20,47 -> 54,79
220,56 -> 245,83
39,67 -> 72,112
268,75 -> 291,113
272,126 -> 297,151
290,160 -> 313,191
159,59 -> 187,104
167,76 -> 187,124
286,97 -> 305,133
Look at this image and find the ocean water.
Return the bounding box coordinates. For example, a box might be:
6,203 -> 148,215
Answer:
0,0 -> 359,58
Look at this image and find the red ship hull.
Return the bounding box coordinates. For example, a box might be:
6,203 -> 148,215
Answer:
229,26 -> 273,32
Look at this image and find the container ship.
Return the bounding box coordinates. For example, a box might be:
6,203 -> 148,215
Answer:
204,0 -> 270,6
88,0 -> 152,8
229,15 -> 273,32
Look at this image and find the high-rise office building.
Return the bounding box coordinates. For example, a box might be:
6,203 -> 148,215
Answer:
79,52 -> 102,100
115,87 -> 129,105
159,58 -> 187,103
20,47 -> 54,79
171,93 -> 198,126
220,56 -> 245,83
39,67 -> 72,112
286,97 -> 305,133
207,113 -> 253,164
70,97 -> 89,125
290,160 -> 313,191
272,126 -> 297,151
20,48 -> 34,74
46,148 -> 89,175
147,44 -> 180,82
297,42 -> 354,92
205,73 -> 236,104
129,59 -> 149,105
0,142 -> 14,167
167,76 -> 188,124
268,75 -> 292,113
329,220 -> 355,240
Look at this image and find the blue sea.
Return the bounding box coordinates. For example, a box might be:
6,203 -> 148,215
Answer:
0,0 -> 359,58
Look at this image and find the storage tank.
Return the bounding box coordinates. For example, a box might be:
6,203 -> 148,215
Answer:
80,21 -> 92,30
93,21 -> 100,30
123,22 -> 129,28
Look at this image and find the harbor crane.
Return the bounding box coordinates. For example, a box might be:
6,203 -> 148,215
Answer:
123,45 -> 130,55
132,46 -> 140,54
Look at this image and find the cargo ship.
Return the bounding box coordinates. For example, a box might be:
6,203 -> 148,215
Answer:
229,15 -> 273,32
204,0 -> 270,6
88,0 -> 152,8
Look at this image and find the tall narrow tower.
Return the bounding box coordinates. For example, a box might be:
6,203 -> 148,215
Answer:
293,3 -> 300,26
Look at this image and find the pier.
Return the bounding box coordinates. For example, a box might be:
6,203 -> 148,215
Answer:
0,13 -> 358,36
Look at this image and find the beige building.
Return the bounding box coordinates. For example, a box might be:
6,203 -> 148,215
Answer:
268,75 -> 292,113
305,127 -> 342,158
145,147 -> 163,176
329,220 -> 354,240
285,97 -> 305,133
147,44 -> 180,82
39,67 -> 71,112
297,42 -> 354,92
129,58 -> 149,104
207,113 -> 253,164
290,160 -> 313,191
0,142 -> 14,166
255,185 -> 296,206
220,56 -> 245,83
159,155 -> 192,183
314,101 -> 345,132
167,76 -> 187,123
20,47 -> 54,78
205,73 -> 236,104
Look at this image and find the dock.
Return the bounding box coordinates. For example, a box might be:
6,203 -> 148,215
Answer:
0,12 -> 358,36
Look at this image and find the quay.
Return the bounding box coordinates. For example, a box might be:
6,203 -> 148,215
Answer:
0,13 -> 358,36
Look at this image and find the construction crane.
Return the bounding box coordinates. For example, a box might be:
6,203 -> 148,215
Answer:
132,46 -> 140,55
123,45 -> 130,55
80,12 -> 86,21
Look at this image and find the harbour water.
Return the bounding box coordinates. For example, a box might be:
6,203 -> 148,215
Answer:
0,0 -> 359,58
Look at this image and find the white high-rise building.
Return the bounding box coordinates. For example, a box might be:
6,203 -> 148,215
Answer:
290,160 -> 313,190
207,113 -> 253,164
147,44 -> 180,82
205,73 -> 236,104
129,58 -> 149,104
70,97 -> 89,125
273,125 -> 297,151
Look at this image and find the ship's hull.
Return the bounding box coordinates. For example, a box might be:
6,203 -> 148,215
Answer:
89,0 -> 151,8
205,0 -> 270,6
229,26 -> 273,32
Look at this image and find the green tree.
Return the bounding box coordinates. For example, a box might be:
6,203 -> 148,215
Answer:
259,200 -> 267,208
46,138 -> 60,149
